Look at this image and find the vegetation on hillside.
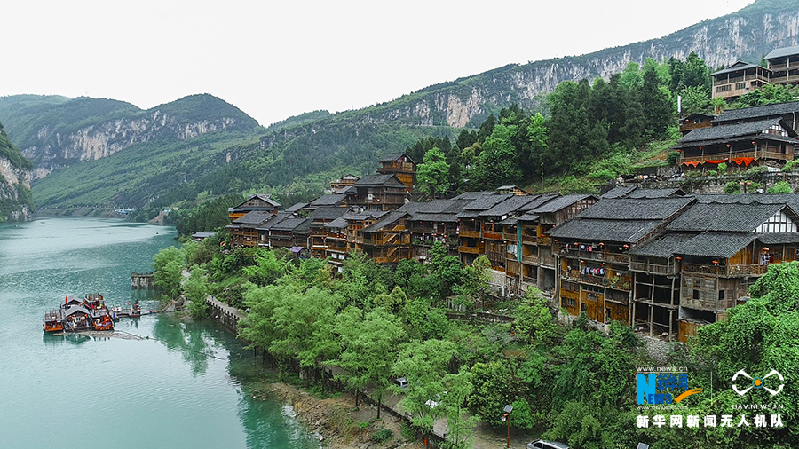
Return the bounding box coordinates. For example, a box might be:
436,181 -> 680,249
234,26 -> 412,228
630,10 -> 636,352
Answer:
153,235 -> 799,448
0,122 -> 34,221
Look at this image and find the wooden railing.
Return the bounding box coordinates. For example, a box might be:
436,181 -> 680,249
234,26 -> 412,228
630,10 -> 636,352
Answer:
630,261 -> 676,274
681,149 -> 793,164
560,249 -> 629,264
522,255 -> 539,264
459,230 -> 480,238
459,246 -> 482,254
682,263 -> 767,276
537,236 -> 551,245
521,235 -> 536,245
482,231 -> 502,240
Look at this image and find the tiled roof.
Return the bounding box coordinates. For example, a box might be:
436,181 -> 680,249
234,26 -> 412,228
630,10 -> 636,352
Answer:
578,197 -> 694,220
378,153 -> 414,163
710,61 -> 760,77
677,232 -> 758,258
310,194 -> 346,207
271,217 -> 307,232
757,232 -> 799,244
679,118 -> 794,144
256,212 -> 291,231
232,210 -> 274,226
628,233 -> 697,258
532,194 -> 594,213
549,218 -> 661,243
666,202 -> 785,232
362,211 -> 408,233
764,45 -> 799,61
479,195 -> 540,218
458,193 -> 514,218
308,207 -> 349,221
713,101 -> 799,124
601,186 -> 637,199
292,219 -> 312,234
626,188 -> 685,199
285,202 -> 308,212
354,174 -> 407,188
324,217 -> 349,229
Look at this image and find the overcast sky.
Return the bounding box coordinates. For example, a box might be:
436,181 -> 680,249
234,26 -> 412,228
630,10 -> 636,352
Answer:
2,0 -> 753,127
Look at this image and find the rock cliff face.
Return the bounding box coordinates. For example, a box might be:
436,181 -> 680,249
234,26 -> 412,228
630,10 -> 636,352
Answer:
353,1 -> 799,128
0,125 -> 33,221
2,94 -> 258,180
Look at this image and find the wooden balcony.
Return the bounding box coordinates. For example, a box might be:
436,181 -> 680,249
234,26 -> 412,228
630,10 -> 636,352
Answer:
680,149 -> 793,164
630,261 -> 676,275
560,249 -> 629,264
460,230 -> 480,238
522,235 -> 536,245
482,231 -> 502,240
522,255 -> 539,265
459,246 -> 482,254
682,263 -> 767,276
537,236 -> 551,245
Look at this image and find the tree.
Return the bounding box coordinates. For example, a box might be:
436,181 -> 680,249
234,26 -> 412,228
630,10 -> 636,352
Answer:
153,246 -> 185,299
416,147 -> 451,199
514,288 -> 556,346
242,248 -> 290,286
184,265 -> 209,318
441,369 -> 479,449
470,123 -> 523,190
393,339 -> 457,433
525,113 -> 548,181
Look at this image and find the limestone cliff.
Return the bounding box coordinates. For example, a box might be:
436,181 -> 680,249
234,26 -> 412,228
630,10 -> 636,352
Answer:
351,0 -> 799,128
0,94 -> 258,180
0,123 -> 33,221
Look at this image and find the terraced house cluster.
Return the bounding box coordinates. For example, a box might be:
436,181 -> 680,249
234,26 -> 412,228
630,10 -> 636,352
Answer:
225,153 -> 799,344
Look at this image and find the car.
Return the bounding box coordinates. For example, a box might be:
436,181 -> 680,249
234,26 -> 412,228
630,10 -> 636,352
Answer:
395,377 -> 408,389
526,439 -> 569,449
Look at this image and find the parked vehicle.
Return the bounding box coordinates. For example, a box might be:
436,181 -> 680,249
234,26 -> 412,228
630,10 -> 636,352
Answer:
526,439 -> 569,449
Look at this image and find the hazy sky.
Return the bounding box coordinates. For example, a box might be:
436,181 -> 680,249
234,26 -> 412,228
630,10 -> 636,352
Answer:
2,0 -> 753,127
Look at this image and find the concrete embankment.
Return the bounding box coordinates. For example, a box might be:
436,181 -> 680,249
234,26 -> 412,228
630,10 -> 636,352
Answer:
205,295 -> 245,333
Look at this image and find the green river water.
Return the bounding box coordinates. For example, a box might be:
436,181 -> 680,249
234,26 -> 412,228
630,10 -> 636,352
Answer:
0,218 -> 321,449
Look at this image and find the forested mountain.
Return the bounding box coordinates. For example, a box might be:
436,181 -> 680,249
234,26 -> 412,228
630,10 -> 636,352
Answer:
2,0 -> 799,220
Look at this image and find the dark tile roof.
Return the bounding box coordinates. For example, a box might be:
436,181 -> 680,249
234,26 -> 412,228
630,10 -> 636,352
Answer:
458,193 -> 514,218
451,192 -> 484,201
710,61 -> 760,77
232,210 -> 274,226
626,188 -> 686,199
324,217 -> 348,229
271,217 -> 307,232
713,101 -> 799,124
601,186 -> 638,199
308,207 -> 349,221
757,232 -> 799,244
362,211 -> 408,233
677,232 -> 758,258
479,195 -> 540,218
378,153 -> 414,163
765,45 -> 799,60
550,218 -> 661,243
531,194 -> 594,213
292,218 -> 311,234
518,213 -> 540,222
678,118 -> 795,145
285,202 -> 309,212
578,197 -> 694,220
310,194 -> 346,207
255,212 -> 291,231
520,193 -> 559,211
500,217 -> 519,226
628,233 -> 697,258
354,174 -> 407,188
666,202 -> 785,232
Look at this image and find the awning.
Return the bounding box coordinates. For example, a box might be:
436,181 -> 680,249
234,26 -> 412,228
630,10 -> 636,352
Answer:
289,246 -> 304,253
682,160 -> 700,167
732,157 -> 756,167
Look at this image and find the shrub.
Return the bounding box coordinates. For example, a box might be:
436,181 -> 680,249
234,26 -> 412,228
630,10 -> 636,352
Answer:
716,162 -> 727,173
667,152 -> 680,166
587,168 -> 616,181
724,181 -> 740,194
782,160 -> 798,172
768,181 -> 794,194
372,428 -> 393,443
707,169 -> 717,177
686,170 -> 702,178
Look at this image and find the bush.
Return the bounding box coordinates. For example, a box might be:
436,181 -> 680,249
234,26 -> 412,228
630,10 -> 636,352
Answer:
667,152 -> 680,166
587,168 -> 616,181
371,428 -> 393,443
717,162 -> 727,173
724,181 -> 740,194
707,169 -> 717,176
686,170 -> 702,178
768,181 -> 794,194
743,165 -> 768,179
782,160 -> 798,172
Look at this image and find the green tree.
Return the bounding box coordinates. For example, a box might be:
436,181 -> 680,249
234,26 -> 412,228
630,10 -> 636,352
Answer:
153,246 -> 185,299
441,369 -> 479,449
514,288 -> 556,346
470,123 -> 523,190
242,248 -> 290,286
416,147 -> 451,198
184,265 -> 209,318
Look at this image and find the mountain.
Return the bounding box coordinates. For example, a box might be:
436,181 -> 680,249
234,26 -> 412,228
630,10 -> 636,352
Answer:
0,93 -> 259,180
4,0 -> 799,218
0,122 -> 33,221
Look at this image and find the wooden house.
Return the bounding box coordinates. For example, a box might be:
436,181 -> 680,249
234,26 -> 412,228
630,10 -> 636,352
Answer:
764,45 -> 799,88
306,207 -> 349,259
401,199 -> 469,260
226,210 -> 274,247
456,193 -> 513,265
711,61 -> 770,100
330,174 -> 360,193
713,100 -> 799,133
359,211 -> 412,264
344,174 -> 408,211
376,154 -> 416,191
268,216 -> 308,249
228,194 -> 281,221
550,196 -> 694,325
675,118 -> 797,169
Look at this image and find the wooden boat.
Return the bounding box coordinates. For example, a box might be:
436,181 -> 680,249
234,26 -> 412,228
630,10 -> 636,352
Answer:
43,294 -> 114,333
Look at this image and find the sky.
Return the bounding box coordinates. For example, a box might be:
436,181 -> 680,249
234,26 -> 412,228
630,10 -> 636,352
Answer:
2,0 -> 755,127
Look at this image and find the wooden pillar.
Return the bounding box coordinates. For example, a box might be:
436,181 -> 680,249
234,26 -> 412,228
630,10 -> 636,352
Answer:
649,305 -> 654,337
668,309 -> 673,343
631,272 -> 638,329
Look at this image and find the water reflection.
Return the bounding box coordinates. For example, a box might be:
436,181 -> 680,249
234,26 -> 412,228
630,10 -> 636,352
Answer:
152,314 -> 214,376
42,332 -> 94,346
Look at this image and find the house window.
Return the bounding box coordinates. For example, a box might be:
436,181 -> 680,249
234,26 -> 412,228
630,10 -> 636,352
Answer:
693,289 -> 700,300
716,84 -> 732,93
735,82 -> 746,90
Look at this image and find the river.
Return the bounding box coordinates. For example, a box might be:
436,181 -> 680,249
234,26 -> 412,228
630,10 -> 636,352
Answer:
0,218 -> 321,449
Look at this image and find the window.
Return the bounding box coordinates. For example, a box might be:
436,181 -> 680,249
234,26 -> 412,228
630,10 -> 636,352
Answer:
735,82 -> 747,90
693,289 -> 700,300
716,84 -> 732,93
